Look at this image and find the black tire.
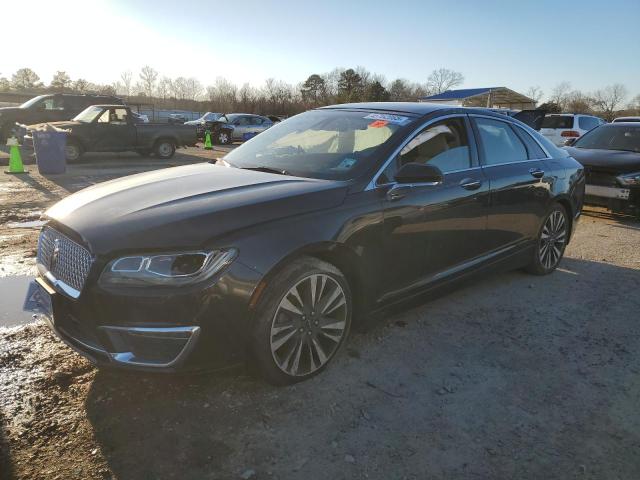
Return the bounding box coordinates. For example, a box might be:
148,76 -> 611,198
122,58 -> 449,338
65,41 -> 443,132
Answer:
217,129 -> 232,145
249,256 -> 352,386
154,139 -> 176,159
65,140 -> 84,163
526,203 -> 569,275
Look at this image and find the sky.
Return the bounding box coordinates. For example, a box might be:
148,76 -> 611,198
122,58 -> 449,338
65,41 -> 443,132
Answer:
3,0 -> 640,101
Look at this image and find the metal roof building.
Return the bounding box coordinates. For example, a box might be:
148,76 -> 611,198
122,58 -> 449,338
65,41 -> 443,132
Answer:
418,87 -> 536,110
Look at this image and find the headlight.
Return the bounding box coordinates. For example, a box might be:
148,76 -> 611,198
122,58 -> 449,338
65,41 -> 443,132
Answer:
617,172 -> 640,186
99,249 -> 237,287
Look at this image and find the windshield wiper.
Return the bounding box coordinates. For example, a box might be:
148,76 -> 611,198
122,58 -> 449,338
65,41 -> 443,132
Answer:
241,166 -> 290,176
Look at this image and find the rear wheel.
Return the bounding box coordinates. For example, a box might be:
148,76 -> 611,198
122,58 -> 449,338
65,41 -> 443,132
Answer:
249,257 -> 352,385
217,130 -> 232,145
526,203 -> 568,275
154,140 -> 176,159
65,140 -> 83,163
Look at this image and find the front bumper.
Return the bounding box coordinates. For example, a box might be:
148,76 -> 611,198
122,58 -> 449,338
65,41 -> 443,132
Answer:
34,257 -> 263,372
585,184 -> 639,213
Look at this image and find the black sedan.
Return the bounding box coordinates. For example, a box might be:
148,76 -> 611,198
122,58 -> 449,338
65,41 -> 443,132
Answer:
30,103 -> 585,385
564,122 -> 640,216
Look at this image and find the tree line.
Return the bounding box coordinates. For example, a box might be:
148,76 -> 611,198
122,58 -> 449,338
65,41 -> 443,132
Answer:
1,66 -> 638,120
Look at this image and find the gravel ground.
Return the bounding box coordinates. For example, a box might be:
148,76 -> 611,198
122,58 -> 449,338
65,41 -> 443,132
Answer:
1,154 -> 640,479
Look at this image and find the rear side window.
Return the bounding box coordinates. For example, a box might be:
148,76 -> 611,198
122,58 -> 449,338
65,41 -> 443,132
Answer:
578,116 -> 599,131
474,118 -> 528,165
542,116 -> 574,129
513,125 -> 547,159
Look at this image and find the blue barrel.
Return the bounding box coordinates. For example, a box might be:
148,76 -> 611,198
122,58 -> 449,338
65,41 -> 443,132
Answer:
33,131 -> 67,174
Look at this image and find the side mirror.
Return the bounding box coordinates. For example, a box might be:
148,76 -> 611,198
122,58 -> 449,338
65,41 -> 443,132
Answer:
394,162 -> 444,184
564,138 -> 577,146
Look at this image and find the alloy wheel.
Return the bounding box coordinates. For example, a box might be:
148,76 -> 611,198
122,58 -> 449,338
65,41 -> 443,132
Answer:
219,132 -> 229,144
270,273 -> 348,377
539,210 -> 566,269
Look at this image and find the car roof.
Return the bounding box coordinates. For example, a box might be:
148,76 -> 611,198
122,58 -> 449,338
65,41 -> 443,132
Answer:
319,102 -> 453,116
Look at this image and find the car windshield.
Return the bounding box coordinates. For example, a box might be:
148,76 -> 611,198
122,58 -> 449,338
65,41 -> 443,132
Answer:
73,106 -> 104,123
574,125 -> 640,153
201,112 -> 221,121
223,109 -> 414,180
541,115 -> 574,129
19,95 -> 47,109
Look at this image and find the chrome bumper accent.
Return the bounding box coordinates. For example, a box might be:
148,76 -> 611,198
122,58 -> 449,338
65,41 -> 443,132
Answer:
99,326 -> 201,368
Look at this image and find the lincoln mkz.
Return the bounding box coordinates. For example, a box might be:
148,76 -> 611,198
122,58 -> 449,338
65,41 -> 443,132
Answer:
30,103 -> 585,384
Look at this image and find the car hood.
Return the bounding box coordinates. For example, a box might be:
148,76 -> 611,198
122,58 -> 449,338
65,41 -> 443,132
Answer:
26,120 -> 82,130
0,106 -> 21,116
565,147 -> 640,173
183,120 -> 203,125
45,163 -> 349,256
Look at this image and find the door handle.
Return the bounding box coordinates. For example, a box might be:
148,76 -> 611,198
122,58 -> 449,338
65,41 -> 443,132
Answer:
460,178 -> 482,190
386,184 -> 412,201
529,168 -> 545,179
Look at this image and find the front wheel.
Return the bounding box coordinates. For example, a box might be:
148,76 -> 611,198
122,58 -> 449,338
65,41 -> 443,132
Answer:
526,204 -> 568,275
65,140 -> 83,163
249,257 -> 352,385
154,140 -> 176,159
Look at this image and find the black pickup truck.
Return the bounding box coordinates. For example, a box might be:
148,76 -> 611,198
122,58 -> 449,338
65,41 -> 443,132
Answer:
24,105 -> 197,161
0,93 -> 124,141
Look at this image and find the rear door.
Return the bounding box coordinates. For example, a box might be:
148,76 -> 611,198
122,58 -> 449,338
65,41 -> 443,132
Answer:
471,115 -> 551,255
376,115 -> 490,301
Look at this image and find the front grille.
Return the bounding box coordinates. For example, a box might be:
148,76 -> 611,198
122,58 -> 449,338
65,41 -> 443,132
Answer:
585,169 -> 619,187
37,227 -> 93,293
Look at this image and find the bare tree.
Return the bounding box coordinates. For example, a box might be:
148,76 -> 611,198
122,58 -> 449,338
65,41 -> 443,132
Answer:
156,77 -> 172,101
139,66 -> 158,98
550,82 -> 572,110
120,70 -> 133,97
73,78 -> 90,93
629,94 -> 640,114
426,68 -> 464,95
525,86 -> 543,105
591,84 -> 628,120
184,77 -> 203,101
565,91 -> 593,114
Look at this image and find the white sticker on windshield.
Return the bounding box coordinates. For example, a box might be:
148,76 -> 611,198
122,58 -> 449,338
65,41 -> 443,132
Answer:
364,113 -> 411,125
335,158 -> 357,170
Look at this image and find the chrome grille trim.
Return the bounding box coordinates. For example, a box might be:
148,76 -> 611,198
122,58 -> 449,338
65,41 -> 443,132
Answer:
37,227 -> 93,298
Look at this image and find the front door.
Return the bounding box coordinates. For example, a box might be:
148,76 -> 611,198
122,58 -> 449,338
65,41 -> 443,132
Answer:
470,115 -> 552,254
91,107 -> 136,151
376,116 -> 490,303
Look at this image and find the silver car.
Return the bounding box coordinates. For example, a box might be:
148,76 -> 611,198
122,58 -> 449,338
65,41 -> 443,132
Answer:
220,114 -> 274,141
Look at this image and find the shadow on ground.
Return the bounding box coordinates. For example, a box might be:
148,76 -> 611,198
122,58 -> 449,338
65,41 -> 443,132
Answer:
80,257 -> 640,479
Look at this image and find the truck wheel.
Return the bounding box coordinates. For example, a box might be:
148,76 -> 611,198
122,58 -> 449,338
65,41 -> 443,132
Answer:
154,140 -> 176,159
65,141 -> 84,163
217,130 -> 232,145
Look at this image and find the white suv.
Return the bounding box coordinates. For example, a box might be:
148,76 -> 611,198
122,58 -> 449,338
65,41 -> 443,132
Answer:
540,114 -> 606,146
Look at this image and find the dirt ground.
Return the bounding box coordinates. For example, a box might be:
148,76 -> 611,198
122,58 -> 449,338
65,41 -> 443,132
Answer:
1,151 -> 640,479
0,146 -> 226,278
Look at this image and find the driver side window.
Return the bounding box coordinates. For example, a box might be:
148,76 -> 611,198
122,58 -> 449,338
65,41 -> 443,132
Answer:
377,117 -> 471,184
